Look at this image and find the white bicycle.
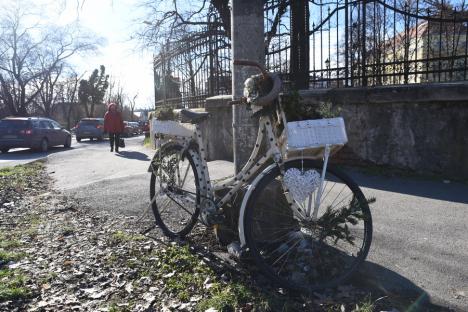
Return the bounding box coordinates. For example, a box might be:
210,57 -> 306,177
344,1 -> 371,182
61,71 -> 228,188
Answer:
148,59 -> 373,292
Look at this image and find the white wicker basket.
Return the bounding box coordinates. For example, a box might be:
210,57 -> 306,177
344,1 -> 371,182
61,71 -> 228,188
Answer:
286,117 -> 348,150
152,120 -> 195,137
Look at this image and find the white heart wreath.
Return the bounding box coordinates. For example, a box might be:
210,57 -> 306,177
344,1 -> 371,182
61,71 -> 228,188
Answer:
283,168 -> 321,203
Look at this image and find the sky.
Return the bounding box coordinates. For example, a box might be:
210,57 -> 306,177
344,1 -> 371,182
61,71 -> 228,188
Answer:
30,0 -> 156,109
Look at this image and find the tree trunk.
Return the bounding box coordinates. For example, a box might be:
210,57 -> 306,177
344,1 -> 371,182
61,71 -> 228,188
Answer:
83,101 -> 90,117
0,74 -> 17,116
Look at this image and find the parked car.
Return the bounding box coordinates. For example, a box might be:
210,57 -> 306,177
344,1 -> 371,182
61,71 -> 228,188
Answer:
142,121 -> 150,137
123,121 -> 133,137
75,118 -> 106,142
128,122 -> 141,135
0,117 -> 71,153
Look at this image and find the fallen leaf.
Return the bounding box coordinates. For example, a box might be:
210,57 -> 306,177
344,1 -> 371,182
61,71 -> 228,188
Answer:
163,271 -> 175,278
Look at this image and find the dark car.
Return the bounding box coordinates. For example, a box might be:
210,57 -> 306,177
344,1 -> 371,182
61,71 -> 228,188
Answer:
128,122 -> 141,135
122,121 -> 133,137
0,117 -> 71,153
75,118 -> 106,142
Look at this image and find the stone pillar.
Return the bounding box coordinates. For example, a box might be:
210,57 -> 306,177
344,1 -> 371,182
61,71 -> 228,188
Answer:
203,95 -> 233,161
231,0 -> 264,173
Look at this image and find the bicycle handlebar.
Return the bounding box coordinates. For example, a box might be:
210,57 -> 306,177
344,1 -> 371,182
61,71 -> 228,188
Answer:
233,59 -> 282,107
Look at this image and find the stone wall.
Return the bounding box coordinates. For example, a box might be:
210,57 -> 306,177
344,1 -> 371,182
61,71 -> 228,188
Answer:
298,82 -> 468,179
200,95 -> 233,162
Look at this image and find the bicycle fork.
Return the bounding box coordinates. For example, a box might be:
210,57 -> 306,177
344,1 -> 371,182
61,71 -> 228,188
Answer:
308,144 -> 331,220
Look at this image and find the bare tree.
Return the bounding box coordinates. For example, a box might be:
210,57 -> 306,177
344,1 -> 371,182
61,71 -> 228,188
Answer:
0,1 -> 98,116
34,63 -> 64,117
128,93 -> 138,121
60,70 -> 85,129
106,77 -> 126,107
139,0 -> 287,50
139,0 -> 229,47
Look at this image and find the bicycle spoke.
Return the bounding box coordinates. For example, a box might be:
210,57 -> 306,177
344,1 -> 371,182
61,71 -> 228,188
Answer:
277,247 -> 295,275
157,168 -> 172,182
329,192 -> 354,212
327,184 -> 347,210
250,217 -> 297,227
320,180 -> 336,204
158,197 -> 172,214
166,193 -> 196,217
261,232 -> 301,254
255,228 -> 300,243
180,161 -> 191,187
271,238 -> 302,267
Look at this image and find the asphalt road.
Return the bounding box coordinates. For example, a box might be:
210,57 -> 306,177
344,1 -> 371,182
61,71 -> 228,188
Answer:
0,136 -> 90,169
3,136 -> 467,310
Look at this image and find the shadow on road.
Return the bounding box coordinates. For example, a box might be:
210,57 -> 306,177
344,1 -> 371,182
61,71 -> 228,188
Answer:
352,260 -> 453,311
115,150 -> 150,161
348,169 -> 468,204
0,146 -> 73,161
75,139 -> 108,144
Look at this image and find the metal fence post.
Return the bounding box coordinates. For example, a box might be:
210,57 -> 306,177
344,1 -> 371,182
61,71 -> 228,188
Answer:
362,0 -> 367,87
290,0 -> 310,89
345,0 -> 349,87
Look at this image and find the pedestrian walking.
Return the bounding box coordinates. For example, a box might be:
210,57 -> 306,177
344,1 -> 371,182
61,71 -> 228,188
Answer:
104,103 -> 124,153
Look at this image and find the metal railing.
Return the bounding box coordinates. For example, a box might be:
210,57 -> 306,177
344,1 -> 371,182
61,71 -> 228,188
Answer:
153,12 -> 231,108
153,0 -> 468,108
264,0 -> 468,88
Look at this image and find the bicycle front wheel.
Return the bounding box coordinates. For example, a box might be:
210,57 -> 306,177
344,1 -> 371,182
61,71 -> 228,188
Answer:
243,159 -> 372,292
149,143 -> 201,238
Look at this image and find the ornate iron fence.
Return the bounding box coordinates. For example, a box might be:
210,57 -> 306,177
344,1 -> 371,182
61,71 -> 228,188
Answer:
154,0 -> 468,108
265,0 -> 291,81
153,14 -> 231,108
266,0 -> 468,88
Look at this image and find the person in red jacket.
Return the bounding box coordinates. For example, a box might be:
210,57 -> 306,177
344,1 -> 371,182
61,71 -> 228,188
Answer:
104,103 -> 124,152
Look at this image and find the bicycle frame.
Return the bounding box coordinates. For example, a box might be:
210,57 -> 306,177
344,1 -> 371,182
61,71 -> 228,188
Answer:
162,115 -> 321,210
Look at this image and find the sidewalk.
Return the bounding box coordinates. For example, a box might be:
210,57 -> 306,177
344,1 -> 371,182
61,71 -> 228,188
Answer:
208,160 -> 468,310
47,138 -> 467,310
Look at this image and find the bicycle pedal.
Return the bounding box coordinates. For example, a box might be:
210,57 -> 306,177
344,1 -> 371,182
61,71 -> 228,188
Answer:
227,241 -> 250,261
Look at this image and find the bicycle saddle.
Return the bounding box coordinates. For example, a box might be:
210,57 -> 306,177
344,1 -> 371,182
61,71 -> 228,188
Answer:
180,109 -> 210,124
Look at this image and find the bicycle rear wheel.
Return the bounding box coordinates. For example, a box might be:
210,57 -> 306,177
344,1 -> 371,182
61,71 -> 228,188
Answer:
243,159 -> 372,292
150,143 -> 201,238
